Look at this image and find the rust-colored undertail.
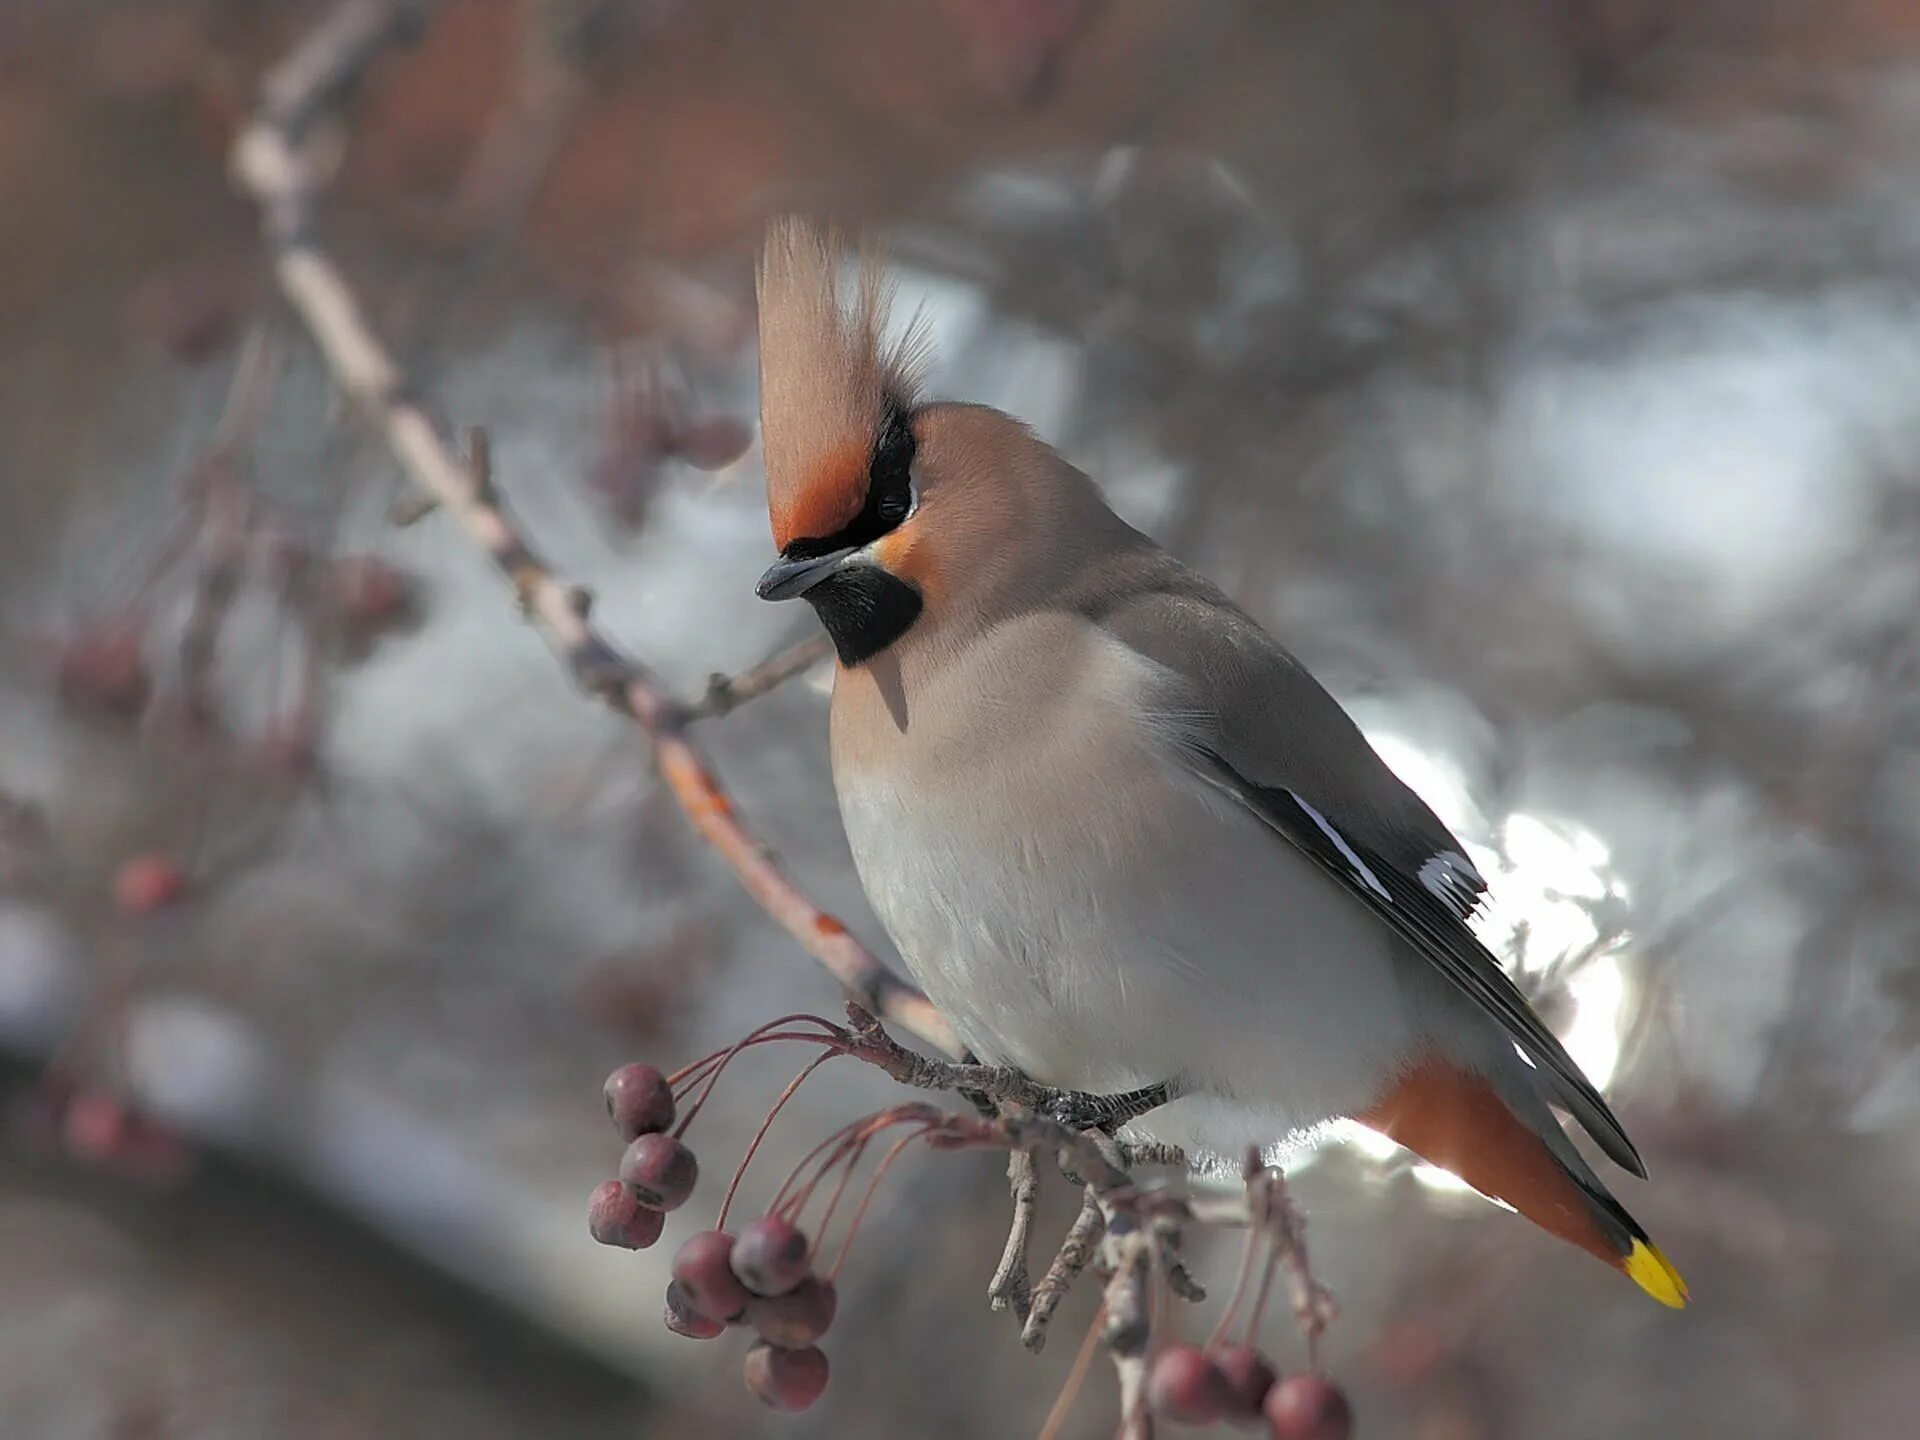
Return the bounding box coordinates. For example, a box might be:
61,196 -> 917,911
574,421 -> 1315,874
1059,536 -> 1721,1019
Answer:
1357,1056 -> 1687,1308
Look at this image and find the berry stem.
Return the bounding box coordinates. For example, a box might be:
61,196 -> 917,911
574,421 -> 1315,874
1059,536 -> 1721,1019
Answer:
1035,1298 -> 1109,1440
1243,1233 -> 1282,1346
806,1124 -> 887,1262
717,1049 -> 839,1231
1208,1224 -> 1263,1349
828,1122 -> 936,1280
668,1032 -> 834,1096
670,1014 -> 846,1131
778,1105 -> 940,1221
773,1109 -> 907,1218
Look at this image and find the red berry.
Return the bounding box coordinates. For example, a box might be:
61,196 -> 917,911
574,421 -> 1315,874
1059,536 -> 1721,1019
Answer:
746,1275 -> 837,1347
587,1180 -> 665,1249
1264,1374 -> 1353,1440
1209,1344 -> 1278,1426
57,628 -> 150,718
114,855 -> 187,914
743,1341 -> 829,1413
730,1214 -> 810,1297
603,1063 -> 676,1139
664,1281 -> 726,1339
62,1090 -> 131,1162
619,1133 -> 697,1210
672,1231 -> 752,1323
329,555 -> 416,642
1148,1344 -> 1230,1424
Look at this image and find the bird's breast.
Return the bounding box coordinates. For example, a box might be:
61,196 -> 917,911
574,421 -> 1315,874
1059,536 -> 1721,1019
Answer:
824,624 -> 1428,1137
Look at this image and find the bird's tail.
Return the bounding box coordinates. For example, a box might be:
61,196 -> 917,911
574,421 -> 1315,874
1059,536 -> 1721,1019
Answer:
1357,1057 -> 1688,1308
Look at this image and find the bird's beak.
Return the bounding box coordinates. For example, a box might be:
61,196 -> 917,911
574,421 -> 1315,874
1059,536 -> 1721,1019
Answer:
754,545 -> 860,601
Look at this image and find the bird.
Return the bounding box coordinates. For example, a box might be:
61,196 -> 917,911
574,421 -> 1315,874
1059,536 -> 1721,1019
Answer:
749,216 -> 1687,1308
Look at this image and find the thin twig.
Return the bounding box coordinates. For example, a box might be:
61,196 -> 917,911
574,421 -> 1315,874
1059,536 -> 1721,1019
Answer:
1239,1150 -> 1338,1366
229,0 -> 958,1059
176,327 -> 284,723
689,634 -> 834,720
1105,1241 -> 1156,1440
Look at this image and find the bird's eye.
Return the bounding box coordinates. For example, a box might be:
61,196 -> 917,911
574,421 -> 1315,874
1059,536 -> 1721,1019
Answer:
876,482 -> 911,527
866,398 -> 916,533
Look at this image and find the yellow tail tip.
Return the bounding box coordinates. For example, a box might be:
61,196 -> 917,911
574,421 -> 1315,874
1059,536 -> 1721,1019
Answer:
1625,1239 -> 1689,1309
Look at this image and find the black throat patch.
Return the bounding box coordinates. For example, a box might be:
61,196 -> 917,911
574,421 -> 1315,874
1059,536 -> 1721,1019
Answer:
805,565 -> 923,667
780,394 -> 923,665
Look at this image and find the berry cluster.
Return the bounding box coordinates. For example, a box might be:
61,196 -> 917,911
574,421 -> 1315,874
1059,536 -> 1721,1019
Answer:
1148,1342 -> 1351,1438
591,350 -> 753,529
668,1220 -> 837,1411
587,1054 -> 847,1414
49,548 -> 416,769
587,1022 -> 1355,1434
15,1079 -> 194,1186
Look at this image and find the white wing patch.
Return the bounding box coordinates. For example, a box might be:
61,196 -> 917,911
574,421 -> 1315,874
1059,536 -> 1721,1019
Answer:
1289,793 -> 1391,901
1418,848 -> 1485,919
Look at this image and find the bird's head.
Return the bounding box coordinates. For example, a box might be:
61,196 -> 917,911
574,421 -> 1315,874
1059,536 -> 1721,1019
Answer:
752,217 -> 1093,668
750,216 -> 932,668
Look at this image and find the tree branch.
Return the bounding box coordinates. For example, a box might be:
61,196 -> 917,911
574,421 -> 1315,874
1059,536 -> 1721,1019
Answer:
228,0 -> 958,1059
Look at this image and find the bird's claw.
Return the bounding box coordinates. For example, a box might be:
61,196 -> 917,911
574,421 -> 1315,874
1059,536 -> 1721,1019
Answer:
1037,1080 -> 1173,1134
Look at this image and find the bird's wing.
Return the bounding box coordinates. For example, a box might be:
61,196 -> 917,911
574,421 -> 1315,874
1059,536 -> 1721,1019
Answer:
1077,549 -> 1646,1178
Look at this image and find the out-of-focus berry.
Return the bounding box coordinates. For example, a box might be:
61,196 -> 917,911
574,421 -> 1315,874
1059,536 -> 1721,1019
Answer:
129,261 -> 249,362
746,1275 -> 837,1348
1264,1374 -> 1353,1440
88,8 -> 204,103
603,1062 -> 676,1140
261,532 -> 312,585
730,1215 -> 810,1297
57,1089 -> 191,1183
942,0 -> 1089,104
672,417 -> 753,471
256,712 -> 322,779
664,1280 -> 726,1339
61,1090 -> 131,1162
57,627 -> 151,719
113,1114 -> 194,1187
587,1180 -> 665,1249
329,555 -> 417,643
1209,1344 -> 1278,1426
1148,1344 -> 1230,1424
673,1230 -> 752,1323
114,855 -> 188,915
619,1133 -> 697,1210
743,1341 -> 829,1413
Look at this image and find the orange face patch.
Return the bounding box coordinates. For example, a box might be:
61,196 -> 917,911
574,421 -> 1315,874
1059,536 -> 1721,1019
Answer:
872,524 -> 936,596
769,440 -> 870,550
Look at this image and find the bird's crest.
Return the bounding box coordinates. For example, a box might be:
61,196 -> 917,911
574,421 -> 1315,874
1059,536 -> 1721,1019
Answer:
756,217 -> 926,550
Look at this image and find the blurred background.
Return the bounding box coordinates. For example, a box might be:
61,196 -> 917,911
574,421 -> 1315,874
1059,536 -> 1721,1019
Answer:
4,1 -> 1920,1435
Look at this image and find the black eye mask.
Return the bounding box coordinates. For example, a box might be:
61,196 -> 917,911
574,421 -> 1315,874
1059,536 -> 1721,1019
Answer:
780,396 -> 916,561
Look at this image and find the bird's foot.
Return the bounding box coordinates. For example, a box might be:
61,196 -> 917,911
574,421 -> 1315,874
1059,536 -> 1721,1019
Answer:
1037,1079 -> 1173,1134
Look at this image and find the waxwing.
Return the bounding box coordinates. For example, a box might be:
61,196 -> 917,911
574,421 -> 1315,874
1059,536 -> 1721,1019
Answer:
752,217 -> 1685,1308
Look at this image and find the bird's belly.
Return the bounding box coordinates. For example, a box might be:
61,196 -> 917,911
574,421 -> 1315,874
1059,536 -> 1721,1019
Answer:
837,761 -> 1435,1156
